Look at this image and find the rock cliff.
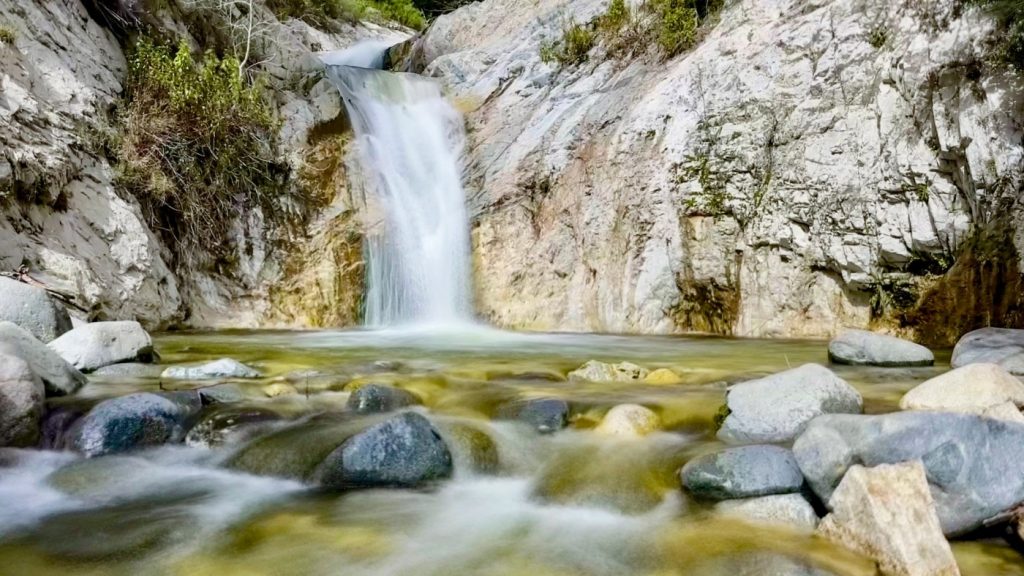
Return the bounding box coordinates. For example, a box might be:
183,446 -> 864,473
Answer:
414,0 -> 1024,339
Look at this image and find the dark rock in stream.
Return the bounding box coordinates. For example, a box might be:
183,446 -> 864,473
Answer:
185,407 -> 282,448
347,383 -> 420,414
681,445 -> 805,501
793,411 -> 1024,536
70,392 -> 201,457
319,412 -> 453,489
496,398 -> 570,433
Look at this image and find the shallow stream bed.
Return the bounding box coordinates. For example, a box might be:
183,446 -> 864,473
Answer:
0,328 -> 1019,575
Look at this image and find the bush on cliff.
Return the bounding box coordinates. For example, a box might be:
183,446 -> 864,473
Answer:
116,39 -> 288,268
266,0 -> 426,30
970,0 -> 1023,69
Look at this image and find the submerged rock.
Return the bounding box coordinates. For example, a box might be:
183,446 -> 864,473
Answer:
197,383 -> 246,405
817,462 -> 959,576
262,382 -> 298,397
899,363 -> 1024,417
793,411 -> 1024,536
0,321 -> 85,396
319,412 -> 453,489
347,383 -> 420,414
160,358 -> 260,380
0,353 -> 44,447
952,328 -> 1024,375
91,362 -> 163,379
185,407 -> 281,448
48,321 -> 154,373
828,329 -> 934,367
70,392 -> 197,457
714,493 -> 818,531
594,404 -> 660,437
681,445 -> 804,501
0,277 -> 73,343
644,368 -> 683,384
496,397 -> 570,433
568,360 -> 649,382
717,364 -> 862,444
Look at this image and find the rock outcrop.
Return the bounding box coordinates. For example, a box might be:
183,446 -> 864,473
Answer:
415,0 -> 1024,339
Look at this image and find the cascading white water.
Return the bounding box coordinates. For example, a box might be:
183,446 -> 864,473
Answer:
324,49 -> 474,328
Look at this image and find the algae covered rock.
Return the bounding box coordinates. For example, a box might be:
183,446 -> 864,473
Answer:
594,404 -> 660,437
568,360 -> 649,382
714,493 -> 818,531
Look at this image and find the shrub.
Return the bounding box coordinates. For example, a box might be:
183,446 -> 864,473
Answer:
117,39 -> 288,267
653,0 -> 699,56
540,19 -> 596,65
0,25 -> 15,45
266,0 -> 426,30
372,0 -> 427,29
970,0 -> 1023,69
600,0 -> 630,32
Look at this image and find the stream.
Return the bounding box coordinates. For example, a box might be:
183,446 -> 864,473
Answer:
1,328 -> 1021,575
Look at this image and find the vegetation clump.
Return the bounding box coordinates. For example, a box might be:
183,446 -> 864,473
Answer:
266,0 -> 426,30
540,0 -> 723,67
117,39 -> 288,267
969,0 -> 1023,69
0,24 -> 15,45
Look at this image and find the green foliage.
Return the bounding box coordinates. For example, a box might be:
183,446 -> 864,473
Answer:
540,19 -> 596,65
600,0 -> 631,32
867,24 -> 888,49
117,39 -> 288,267
0,24 -> 15,45
653,0 -> 699,56
266,0 -> 426,30
970,0 -> 1024,69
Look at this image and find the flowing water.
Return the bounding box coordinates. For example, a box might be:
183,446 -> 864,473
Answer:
326,62 -> 474,327
0,328 -> 1021,575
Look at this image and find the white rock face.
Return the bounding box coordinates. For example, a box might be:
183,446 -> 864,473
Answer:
417,0 -> 1024,337
817,461 -> 960,576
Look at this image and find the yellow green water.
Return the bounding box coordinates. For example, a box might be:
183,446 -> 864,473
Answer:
0,328 -> 1017,575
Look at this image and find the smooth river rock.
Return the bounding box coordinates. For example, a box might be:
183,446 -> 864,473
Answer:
319,412 -> 453,489
0,353 -> 44,447
828,329 -> 934,367
70,392 -> 197,457
714,493 -> 818,531
793,411 -> 1024,536
0,277 -> 72,343
160,358 -> 260,380
568,360 -> 649,382
717,364 -> 862,444
347,384 -> 420,414
497,398 -> 570,433
681,445 -> 804,501
48,321 -> 154,373
593,404 -> 660,437
899,363 -> 1024,417
951,327 -> 1024,375
0,321 -> 85,396
817,462 -> 960,576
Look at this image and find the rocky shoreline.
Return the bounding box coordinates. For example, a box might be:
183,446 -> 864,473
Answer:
3,276 -> 1024,573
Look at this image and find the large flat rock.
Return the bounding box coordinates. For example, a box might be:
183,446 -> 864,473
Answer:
951,328 -> 1024,375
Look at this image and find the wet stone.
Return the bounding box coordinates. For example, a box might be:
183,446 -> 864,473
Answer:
496,398 -> 570,433
681,445 -> 805,501
347,383 -> 420,414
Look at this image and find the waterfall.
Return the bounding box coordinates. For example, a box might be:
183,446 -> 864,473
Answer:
323,45 -> 474,328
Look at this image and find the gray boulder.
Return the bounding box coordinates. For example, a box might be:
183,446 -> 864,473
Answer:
0,277 -> 72,343
717,364 -> 862,444
319,412 -> 453,489
70,392 -> 198,457
793,411 -> 1024,536
92,363 -> 164,378
828,329 -> 934,367
185,407 -> 280,448
347,384 -> 420,414
714,493 -> 818,530
496,397 -> 570,433
680,445 -> 805,500
0,321 -> 85,396
952,327 -> 1024,375
160,358 -> 260,380
48,321 -> 154,373
0,353 -> 44,447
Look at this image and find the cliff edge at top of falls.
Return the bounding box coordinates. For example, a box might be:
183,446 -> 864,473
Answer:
0,0 -> 407,329
412,0 -> 1024,342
